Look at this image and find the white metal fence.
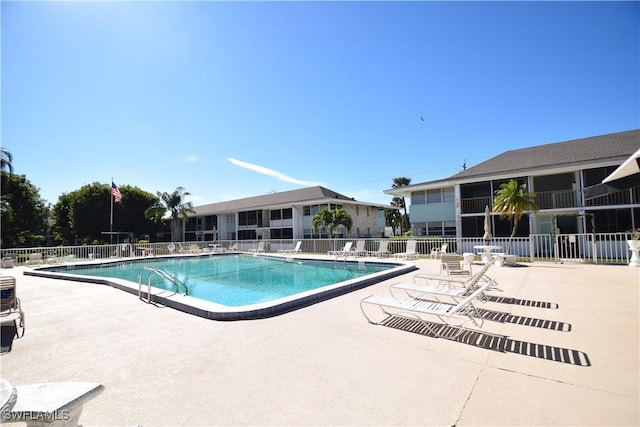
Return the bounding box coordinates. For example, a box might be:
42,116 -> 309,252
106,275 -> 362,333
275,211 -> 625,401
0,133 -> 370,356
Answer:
1,233 -> 635,266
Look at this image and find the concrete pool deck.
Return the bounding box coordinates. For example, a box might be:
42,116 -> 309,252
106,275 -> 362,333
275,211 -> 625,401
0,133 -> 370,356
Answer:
1,257 -> 638,426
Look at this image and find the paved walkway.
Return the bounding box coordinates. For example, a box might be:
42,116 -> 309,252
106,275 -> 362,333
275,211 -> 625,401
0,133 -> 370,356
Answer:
1,258 -> 638,426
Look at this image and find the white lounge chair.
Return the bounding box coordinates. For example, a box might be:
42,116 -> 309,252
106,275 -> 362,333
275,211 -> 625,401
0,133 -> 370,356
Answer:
352,240 -> 367,256
393,240 -> 418,259
413,259 -> 495,286
6,381 -> 104,427
178,243 -> 192,254
25,253 -> 43,266
439,254 -> 471,276
249,241 -> 266,253
360,279 -> 494,339
328,241 -> 353,256
1,276 -> 25,343
367,240 -> 391,257
430,243 -> 448,259
389,263 -> 496,304
278,241 -> 302,254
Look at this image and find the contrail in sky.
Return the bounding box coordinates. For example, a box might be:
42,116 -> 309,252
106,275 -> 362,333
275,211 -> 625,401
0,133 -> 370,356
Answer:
228,158 -> 326,186
181,154 -> 199,163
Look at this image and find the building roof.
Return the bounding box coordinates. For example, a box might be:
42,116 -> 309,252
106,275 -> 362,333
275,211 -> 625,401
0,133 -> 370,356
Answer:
386,129 -> 640,196
451,129 -> 640,181
192,186 -> 392,216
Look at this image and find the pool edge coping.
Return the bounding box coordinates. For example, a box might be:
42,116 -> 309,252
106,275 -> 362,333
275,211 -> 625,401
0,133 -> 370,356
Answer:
23,254 -> 418,321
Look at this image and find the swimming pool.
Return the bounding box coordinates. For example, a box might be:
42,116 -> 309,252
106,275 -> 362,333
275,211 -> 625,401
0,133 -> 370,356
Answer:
25,254 -> 416,320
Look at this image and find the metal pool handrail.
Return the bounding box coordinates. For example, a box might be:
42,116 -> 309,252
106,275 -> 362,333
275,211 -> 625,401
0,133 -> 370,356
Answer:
138,267 -> 188,304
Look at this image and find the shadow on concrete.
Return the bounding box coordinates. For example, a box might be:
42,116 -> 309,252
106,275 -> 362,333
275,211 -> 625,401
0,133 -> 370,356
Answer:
475,308 -> 571,331
485,295 -> 559,309
381,316 -> 590,366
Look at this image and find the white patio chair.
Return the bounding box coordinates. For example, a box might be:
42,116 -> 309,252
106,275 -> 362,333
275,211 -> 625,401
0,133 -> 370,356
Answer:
352,240 -> 367,256
393,240 -> 418,259
328,241 -> 353,256
430,243 -> 448,260
278,241 -> 302,254
249,241 -> 266,253
439,254 -> 471,276
367,240 -> 391,258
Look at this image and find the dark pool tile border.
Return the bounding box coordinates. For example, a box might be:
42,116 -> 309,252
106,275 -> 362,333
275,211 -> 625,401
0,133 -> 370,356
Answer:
24,256 -> 417,321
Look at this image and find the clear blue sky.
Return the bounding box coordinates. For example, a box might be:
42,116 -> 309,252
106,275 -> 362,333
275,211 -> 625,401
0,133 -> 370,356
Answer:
2,1 -> 638,207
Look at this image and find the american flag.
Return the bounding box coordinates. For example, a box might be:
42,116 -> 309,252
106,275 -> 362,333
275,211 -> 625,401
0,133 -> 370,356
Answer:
111,182 -> 122,203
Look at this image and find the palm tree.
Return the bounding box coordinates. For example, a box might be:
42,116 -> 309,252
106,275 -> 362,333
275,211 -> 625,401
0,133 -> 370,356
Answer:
392,177 -> 411,233
312,207 -> 353,238
492,179 -> 539,254
1,148 -> 13,173
145,187 -> 195,241
332,208 -> 353,236
385,197 -> 404,236
312,208 -> 334,238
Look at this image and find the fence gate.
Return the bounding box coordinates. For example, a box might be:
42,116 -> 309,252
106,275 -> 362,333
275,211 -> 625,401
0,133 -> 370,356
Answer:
555,234 -> 595,263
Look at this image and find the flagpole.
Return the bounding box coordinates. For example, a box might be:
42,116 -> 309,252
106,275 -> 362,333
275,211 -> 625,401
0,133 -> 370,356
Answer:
110,177 -> 114,244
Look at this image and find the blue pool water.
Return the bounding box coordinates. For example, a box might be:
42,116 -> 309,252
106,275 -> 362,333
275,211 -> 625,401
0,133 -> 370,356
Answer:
47,254 -> 396,307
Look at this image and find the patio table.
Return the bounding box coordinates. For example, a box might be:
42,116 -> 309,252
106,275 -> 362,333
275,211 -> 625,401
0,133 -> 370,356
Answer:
474,245 -> 503,264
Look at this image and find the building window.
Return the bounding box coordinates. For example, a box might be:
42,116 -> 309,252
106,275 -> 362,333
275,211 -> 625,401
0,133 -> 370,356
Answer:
303,204 -> 342,216
226,214 -> 235,224
443,188 -> 455,202
271,228 -> 293,239
412,222 -> 426,236
412,191 -> 426,205
426,189 -> 442,203
461,216 -> 484,237
444,221 -> 456,236
238,230 -> 257,240
204,215 -> 216,230
188,218 -> 198,232
427,221 -> 442,236
423,220 -> 456,236
304,205 -> 321,216
304,228 -> 328,238
270,208 -> 292,220
238,210 -> 262,226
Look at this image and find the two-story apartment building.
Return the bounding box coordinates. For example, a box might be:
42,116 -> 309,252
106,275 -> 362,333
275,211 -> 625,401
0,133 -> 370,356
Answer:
182,186 -> 394,242
385,129 -> 640,239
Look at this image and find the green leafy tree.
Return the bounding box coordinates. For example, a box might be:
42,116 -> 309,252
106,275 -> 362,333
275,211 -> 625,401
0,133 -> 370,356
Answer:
492,179 -> 539,254
52,183 -> 159,244
1,171 -> 48,248
311,207 -> 353,238
392,177 -> 411,233
145,187 -> 195,242
116,186 -> 167,241
51,193 -> 74,243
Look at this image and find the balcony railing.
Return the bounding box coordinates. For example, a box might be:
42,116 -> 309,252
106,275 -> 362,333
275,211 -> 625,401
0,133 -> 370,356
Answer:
535,189 -> 581,209
461,196 -> 493,214
463,187 -> 638,213
585,186 -> 639,207
461,190 -> 581,214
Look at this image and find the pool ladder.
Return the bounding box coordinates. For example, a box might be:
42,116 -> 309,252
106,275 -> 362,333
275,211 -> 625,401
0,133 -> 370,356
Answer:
138,267 -> 188,304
